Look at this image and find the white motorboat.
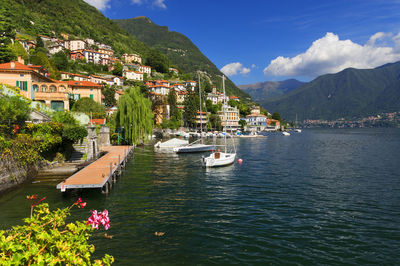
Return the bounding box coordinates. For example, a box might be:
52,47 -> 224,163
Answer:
202,75 -> 236,167
282,131 -> 291,136
294,129 -> 302,133
154,138 -> 189,149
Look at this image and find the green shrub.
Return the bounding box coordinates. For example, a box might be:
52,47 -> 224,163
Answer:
0,198 -> 114,265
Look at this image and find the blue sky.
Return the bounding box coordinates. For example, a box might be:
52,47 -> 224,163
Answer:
85,0 -> 400,85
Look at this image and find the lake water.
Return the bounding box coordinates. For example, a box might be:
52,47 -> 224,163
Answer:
1,128 -> 400,265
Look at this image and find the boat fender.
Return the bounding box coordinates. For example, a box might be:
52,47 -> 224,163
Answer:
237,158 -> 243,164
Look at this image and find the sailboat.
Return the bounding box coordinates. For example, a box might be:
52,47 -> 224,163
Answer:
294,114 -> 302,133
173,74 -> 215,153
201,75 -> 236,167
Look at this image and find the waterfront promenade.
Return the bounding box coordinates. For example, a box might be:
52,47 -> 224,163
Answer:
56,145 -> 133,193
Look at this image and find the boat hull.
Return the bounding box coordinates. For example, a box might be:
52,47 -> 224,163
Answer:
173,144 -> 215,153
201,152 -> 236,167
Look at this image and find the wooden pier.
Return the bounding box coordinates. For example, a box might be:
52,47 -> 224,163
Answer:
56,145 -> 134,193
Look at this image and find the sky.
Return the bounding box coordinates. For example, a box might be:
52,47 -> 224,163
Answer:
84,0 -> 400,85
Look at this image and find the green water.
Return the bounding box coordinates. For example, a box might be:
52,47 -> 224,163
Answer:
1,128 -> 400,265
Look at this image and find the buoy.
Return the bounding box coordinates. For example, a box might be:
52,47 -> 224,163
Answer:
237,158 -> 243,164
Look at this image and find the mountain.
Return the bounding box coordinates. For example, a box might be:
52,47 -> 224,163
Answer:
114,17 -> 250,100
2,0 -> 153,57
238,79 -> 305,102
261,62 -> 400,121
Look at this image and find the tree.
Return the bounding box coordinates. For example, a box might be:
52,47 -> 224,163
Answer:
183,91 -> 199,128
102,85 -> 117,107
272,112 -> 281,121
71,97 -> 106,118
8,42 -> 28,61
0,96 -> 30,129
0,9 -> 16,63
238,119 -> 247,131
168,88 -> 178,119
228,99 -> 239,107
112,61 -> 123,76
146,49 -> 169,73
208,114 -> 222,131
52,51 -> 69,71
116,86 -> 153,144
36,36 -> 44,48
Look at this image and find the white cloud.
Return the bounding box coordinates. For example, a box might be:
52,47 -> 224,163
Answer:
131,0 -> 167,9
264,32 -> 400,78
221,62 -> 251,76
251,64 -> 257,68
83,0 -> 111,10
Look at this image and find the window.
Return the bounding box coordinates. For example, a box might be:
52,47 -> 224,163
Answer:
50,85 -> 57,92
90,94 -> 94,100
33,84 -> 39,92
16,81 -> 28,91
41,85 -> 47,92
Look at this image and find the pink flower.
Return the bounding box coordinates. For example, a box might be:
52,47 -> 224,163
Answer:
75,198 -> 86,208
87,209 -> 110,230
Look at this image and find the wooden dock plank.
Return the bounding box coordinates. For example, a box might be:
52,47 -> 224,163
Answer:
56,145 -> 133,190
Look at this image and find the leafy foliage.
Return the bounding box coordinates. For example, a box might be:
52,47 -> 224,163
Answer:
116,86 -> 153,144
183,91 -> 199,128
0,95 -> 30,129
102,85 -> 117,107
62,125 -> 88,143
71,97 -> 106,118
0,201 -> 114,265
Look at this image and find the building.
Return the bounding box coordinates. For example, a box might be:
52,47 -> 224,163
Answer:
172,83 -> 185,91
64,40 -> 86,51
176,91 -> 187,104
60,72 -> 90,81
185,80 -> 197,91
138,65 -> 151,75
98,48 -> 114,57
150,85 -> 170,96
245,113 -> 267,132
218,105 -> 240,131
123,70 -> 143,81
48,44 -> 64,55
229,96 -> 240,102
122,53 -> 142,64
61,80 -> 102,104
206,87 -> 228,105
82,50 -> 109,64
70,50 -> 85,61
195,111 -> 208,128
0,61 -> 69,110
169,67 -> 179,74
89,74 -> 108,84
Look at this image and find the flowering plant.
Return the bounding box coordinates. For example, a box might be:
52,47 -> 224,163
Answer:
0,196 -> 113,265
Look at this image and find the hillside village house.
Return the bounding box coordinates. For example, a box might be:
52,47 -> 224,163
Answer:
172,83 -> 185,91
207,86 -> 229,105
138,65 -> 151,75
122,53 -> 142,64
64,40 -> 86,51
195,111 -> 208,128
48,44 -> 64,55
176,91 -> 187,104
123,70 -> 143,81
60,72 -> 90,81
150,84 -> 170,96
185,80 -> 197,91
70,50 -> 85,61
62,80 -> 102,104
82,50 -> 109,65
98,48 -> 114,57
0,60 -> 102,110
218,105 -> 240,131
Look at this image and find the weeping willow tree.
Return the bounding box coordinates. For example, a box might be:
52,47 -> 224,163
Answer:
116,86 -> 154,144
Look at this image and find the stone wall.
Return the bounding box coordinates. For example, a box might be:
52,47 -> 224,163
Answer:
0,160 -> 39,194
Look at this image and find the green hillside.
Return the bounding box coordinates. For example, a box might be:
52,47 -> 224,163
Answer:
114,17 -> 249,100
1,0 -> 150,57
262,62 -> 400,121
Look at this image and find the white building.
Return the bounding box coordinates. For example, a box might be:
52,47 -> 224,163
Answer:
123,70 -> 143,81
150,85 -> 170,96
185,80 -> 197,91
64,40 -> 86,51
138,65 -> 151,75
82,50 -> 109,65
218,105 -> 240,130
48,44 -> 64,55
122,53 -> 142,64
245,114 -> 267,131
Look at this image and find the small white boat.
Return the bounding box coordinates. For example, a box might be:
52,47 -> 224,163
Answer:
202,150 -> 235,167
154,138 -> 189,149
282,131 -> 291,136
294,129 -> 302,133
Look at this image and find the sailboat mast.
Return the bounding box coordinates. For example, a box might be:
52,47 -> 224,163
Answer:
222,75 -> 227,153
198,73 -> 203,143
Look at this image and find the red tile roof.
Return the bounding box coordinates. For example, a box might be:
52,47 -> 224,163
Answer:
90,118 -> 106,125
0,61 -> 35,71
60,80 -> 102,87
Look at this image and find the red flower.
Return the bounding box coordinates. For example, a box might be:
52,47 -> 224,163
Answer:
26,195 -> 37,200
